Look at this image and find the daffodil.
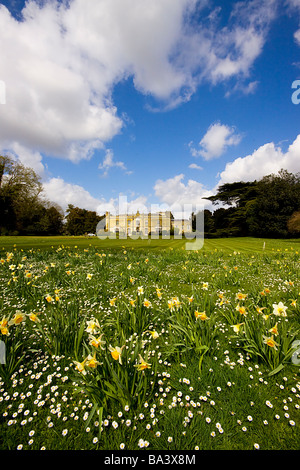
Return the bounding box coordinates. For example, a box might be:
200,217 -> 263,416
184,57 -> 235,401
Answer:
86,273 -> 93,280
143,299 -> 151,308
45,294 -> 54,303
137,286 -> 144,296
256,307 -> 267,314
85,318 -> 100,334
89,333 -> 105,350
272,302 -> 288,317
231,323 -> 244,333
0,317 -> 9,335
109,297 -> 117,306
156,288 -> 162,298
195,310 -> 209,321
143,330 -> 159,339
9,311 -> 25,326
134,354 -> 151,371
235,292 -> 247,301
27,313 -> 40,323
236,304 -> 247,316
263,335 -> 279,350
74,359 -> 87,375
268,323 -> 279,336
109,345 -> 125,364
86,353 -> 100,369
168,297 -> 180,311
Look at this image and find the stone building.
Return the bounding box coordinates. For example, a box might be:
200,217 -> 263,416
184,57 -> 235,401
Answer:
105,211 -> 191,236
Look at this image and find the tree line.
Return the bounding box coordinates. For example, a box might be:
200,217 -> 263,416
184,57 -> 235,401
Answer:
1,155 -> 300,238
192,169 -> 300,238
0,156 -> 103,236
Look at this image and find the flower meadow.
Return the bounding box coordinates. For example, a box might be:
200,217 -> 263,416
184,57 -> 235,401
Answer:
0,241 -> 299,451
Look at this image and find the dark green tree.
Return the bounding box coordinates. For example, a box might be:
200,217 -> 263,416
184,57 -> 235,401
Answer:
0,155 -> 64,235
246,169 -> 300,237
65,205 -> 103,235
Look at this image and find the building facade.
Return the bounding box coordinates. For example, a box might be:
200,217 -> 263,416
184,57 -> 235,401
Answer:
105,211 -> 191,236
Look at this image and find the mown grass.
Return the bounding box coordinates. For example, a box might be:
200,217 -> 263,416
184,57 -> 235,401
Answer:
0,238 -> 299,451
1,235 -> 300,252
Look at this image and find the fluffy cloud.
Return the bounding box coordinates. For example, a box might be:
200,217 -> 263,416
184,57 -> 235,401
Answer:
218,134 -> 300,185
0,0 -> 278,165
98,149 -> 132,177
286,0 -> 300,45
4,142 -> 46,177
188,163 -> 203,170
190,122 -> 242,160
42,176 -> 147,215
154,174 -> 213,217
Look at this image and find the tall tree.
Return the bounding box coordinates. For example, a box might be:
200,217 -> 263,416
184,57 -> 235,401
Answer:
246,169 -> 300,237
0,155 -> 64,235
65,205 -> 103,235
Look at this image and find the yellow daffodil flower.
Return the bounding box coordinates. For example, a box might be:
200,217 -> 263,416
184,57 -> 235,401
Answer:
89,333 -> 105,350
9,311 -> 25,326
0,317 -> 9,336
236,304 -> 247,316
28,313 -> 40,323
272,302 -> 288,317
231,323 -> 244,333
195,310 -> 209,321
263,335 -> 279,350
235,292 -> 247,301
74,359 -> 87,375
256,307 -> 267,314
134,354 -> 151,371
143,330 -> 159,339
268,323 -> 279,336
109,345 -> 125,364
85,318 -> 100,334
86,353 -> 100,369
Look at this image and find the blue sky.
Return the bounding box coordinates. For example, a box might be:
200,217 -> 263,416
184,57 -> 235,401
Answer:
0,0 -> 300,216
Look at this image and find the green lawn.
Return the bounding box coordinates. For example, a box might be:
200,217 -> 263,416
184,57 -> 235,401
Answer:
0,235 -> 299,451
1,235 -> 300,252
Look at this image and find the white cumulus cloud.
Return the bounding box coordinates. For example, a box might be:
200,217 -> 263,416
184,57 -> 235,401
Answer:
190,122 -> 242,160
98,149 -> 132,177
0,0 -> 278,165
154,174 -> 213,217
218,134 -> 300,185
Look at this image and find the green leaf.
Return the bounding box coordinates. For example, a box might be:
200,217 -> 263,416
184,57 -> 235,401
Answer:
268,363 -> 284,377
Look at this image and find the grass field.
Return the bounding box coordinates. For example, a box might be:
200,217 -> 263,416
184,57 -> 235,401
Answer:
0,236 -> 299,451
1,234 -> 300,252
